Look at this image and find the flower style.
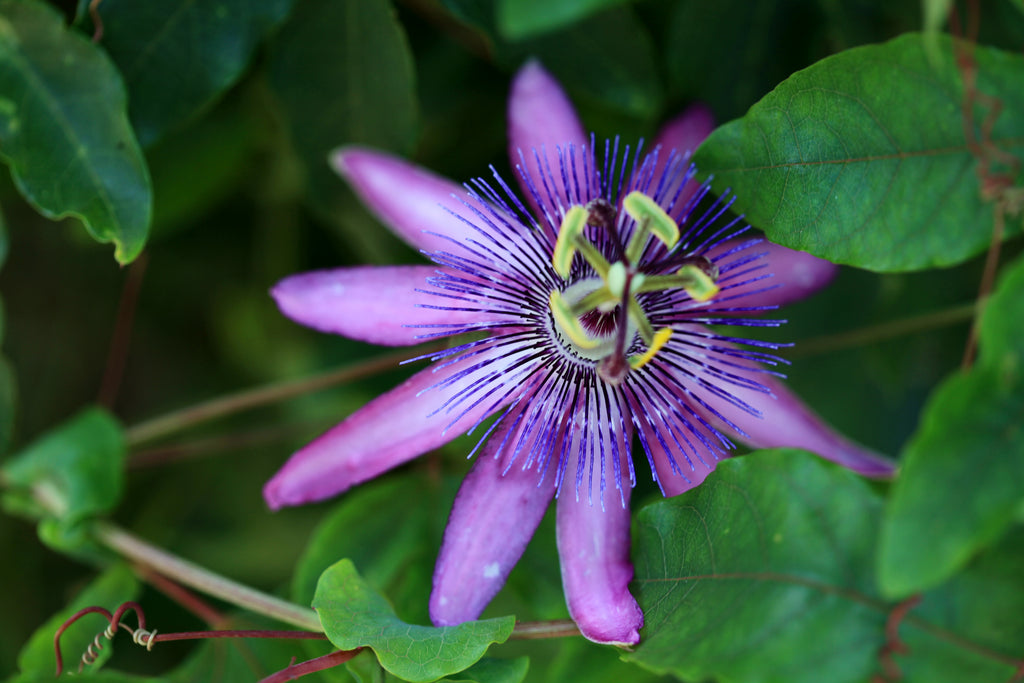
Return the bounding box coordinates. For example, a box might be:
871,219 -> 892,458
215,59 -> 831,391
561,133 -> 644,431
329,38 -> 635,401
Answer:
264,62 -> 895,645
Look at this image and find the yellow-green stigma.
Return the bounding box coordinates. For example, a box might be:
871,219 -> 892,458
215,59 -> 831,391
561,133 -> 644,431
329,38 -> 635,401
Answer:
546,193 -> 721,385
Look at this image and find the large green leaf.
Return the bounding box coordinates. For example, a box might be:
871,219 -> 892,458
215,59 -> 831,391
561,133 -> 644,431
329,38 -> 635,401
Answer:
268,0 -> 417,210
693,33 -> 1024,272
630,450 -> 884,683
878,253 -> 1024,597
313,560 -> 515,683
16,564 -> 139,677
495,0 -> 628,39
629,450 -> 1024,683
0,0 -> 151,264
1,407 -> 124,554
93,0 -> 293,147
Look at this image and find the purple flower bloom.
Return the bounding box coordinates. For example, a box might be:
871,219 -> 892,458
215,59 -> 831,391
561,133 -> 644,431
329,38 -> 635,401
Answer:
265,62 -> 895,645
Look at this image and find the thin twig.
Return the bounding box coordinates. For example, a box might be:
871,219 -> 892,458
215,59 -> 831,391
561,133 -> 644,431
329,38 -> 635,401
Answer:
784,302 -> 977,358
125,344 -> 443,447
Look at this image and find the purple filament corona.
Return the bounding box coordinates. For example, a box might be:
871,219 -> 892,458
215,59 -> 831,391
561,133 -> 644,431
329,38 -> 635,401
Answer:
405,136 -> 789,507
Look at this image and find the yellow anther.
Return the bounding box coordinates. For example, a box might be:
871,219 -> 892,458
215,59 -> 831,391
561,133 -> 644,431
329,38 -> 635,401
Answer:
552,206 -> 588,279
623,191 -> 680,258
629,327 -> 673,370
549,290 -> 601,350
679,265 -> 719,302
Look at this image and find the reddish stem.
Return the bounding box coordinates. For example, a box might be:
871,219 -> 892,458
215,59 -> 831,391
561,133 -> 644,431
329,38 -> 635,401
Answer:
138,566 -> 228,627
98,252 -> 148,409
257,649 -> 363,683
151,630 -> 328,643
875,595 -> 922,682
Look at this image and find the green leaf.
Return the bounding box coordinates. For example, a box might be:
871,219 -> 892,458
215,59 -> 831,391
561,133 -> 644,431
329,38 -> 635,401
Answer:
93,0 -> 293,147
16,564 -> 139,676
496,0 -> 627,39
1,407 -> 124,554
693,33 -> 1024,272
0,0 -> 151,264
268,0 -> 417,210
878,254 -> 1024,597
629,450 -> 885,683
292,477 -> 439,622
441,657 -> 528,683
313,559 -> 516,683
897,528 -> 1024,683
630,450 -> 1024,683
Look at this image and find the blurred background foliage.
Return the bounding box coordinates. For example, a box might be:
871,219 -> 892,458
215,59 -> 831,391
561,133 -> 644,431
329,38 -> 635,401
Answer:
0,0 -> 1022,681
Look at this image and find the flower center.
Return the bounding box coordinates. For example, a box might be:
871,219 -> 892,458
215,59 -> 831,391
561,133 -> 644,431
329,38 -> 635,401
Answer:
547,191 -> 720,385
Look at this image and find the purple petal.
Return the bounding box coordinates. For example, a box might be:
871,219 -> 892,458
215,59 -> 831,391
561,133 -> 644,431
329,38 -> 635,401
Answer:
653,103 -> 716,157
263,350 -> 526,509
648,104 -> 715,228
634,406 -> 721,498
555,402 -> 643,646
507,61 -> 586,213
430,414 -> 555,626
331,148 -> 479,252
691,371 -> 895,478
272,265 -> 484,346
710,239 -> 839,310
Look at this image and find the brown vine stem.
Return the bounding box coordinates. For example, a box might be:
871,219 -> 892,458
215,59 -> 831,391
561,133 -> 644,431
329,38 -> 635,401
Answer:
124,344 -> 443,447
509,619 -> 580,639
784,302 -> 977,358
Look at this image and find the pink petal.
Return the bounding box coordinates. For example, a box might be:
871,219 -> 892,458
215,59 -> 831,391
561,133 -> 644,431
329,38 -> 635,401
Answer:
272,265 -> 484,346
507,61 -> 586,221
653,103 -> 716,157
690,368 -> 895,478
708,239 -> 839,311
430,413 -> 556,626
555,400 -> 643,646
331,148 -> 480,253
263,349 -> 527,509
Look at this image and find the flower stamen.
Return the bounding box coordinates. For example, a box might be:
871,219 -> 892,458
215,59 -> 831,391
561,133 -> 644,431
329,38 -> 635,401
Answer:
622,191 -> 680,262
548,192 -> 721,384
552,206 -> 610,279
628,327 -> 673,370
